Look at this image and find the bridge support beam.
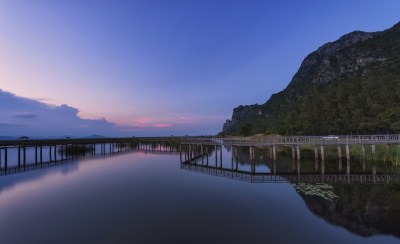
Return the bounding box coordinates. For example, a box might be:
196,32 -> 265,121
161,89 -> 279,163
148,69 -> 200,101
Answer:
35,146 -> 38,164
4,148 -> 7,173
23,146 -> 26,168
320,146 -> 325,161
296,146 -> 300,160
272,146 -> 276,161
314,146 -> 318,160
18,146 -> 21,169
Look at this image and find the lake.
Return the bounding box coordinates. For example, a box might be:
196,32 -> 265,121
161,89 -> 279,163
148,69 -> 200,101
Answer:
0,145 -> 399,243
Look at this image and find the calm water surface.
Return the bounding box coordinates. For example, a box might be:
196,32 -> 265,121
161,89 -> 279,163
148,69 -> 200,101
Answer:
0,148 -> 399,243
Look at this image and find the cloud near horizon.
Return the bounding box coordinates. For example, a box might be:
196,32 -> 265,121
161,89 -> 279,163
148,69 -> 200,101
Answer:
0,89 -> 221,137
0,89 -> 119,137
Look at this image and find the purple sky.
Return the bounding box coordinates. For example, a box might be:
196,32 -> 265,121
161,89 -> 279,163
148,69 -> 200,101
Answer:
1,0 -> 400,137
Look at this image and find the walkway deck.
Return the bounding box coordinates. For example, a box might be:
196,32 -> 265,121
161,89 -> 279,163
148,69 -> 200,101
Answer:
181,134 -> 400,146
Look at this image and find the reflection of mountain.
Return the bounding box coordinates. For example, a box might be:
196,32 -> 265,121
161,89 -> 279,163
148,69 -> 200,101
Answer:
183,145 -> 400,238
297,184 -> 400,238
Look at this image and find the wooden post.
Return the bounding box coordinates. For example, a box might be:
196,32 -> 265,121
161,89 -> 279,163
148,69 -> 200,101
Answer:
220,145 -> 222,166
40,145 -> 43,164
345,144 -> 350,176
206,146 -> 209,166
296,146 -> 300,160
23,146 -> 26,168
4,147 -> 7,173
214,145 -> 217,165
269,147 -> 272,159
54,145 -> 57,162
297,159 -> 301,175
314,146 -> 318,160
320,145 -> 325,161
179,145 -> 182,163
338,145 -> 342,159
18,146 -> 21,169
35,146 -> 38,164
292,147 -> 296,160
272,146 -> 276,161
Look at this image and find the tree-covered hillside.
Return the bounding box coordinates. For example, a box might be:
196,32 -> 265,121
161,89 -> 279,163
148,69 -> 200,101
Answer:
222,22 -> 400,136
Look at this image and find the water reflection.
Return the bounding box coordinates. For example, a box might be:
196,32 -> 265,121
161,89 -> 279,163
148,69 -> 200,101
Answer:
0,144 -> 399,243
300,183 -> 400,238
181,145 -> 400,239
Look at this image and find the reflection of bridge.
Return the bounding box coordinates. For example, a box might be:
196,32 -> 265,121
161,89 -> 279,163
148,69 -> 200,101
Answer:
180,163 -> 400,184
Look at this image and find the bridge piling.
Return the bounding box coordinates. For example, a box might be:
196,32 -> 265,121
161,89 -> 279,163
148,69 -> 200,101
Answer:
272,146 -> 277,161
35,146 -> 38,164
314,146 -> 318,160
15,147 -> 20,168
4,148 -> 7,173
320,146 -> 325,161
296,146 -> 300,161
40,145 -> 43,164
23,146 -> 26,168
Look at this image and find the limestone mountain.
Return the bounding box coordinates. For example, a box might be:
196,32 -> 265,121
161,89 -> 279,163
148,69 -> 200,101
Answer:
222,22 -> 400,136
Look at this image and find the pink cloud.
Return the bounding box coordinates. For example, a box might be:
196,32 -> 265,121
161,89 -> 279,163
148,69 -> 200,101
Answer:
153,123 -> 173,128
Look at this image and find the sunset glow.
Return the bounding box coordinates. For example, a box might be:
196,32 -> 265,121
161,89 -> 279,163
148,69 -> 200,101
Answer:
1,0 -> 399,137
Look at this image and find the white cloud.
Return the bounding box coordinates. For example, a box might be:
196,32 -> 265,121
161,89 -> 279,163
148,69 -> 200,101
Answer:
0,89 -> 118,137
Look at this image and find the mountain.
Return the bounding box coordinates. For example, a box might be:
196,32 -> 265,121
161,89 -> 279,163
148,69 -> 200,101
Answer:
222,22 -> 400,136
86,134 -> 106,139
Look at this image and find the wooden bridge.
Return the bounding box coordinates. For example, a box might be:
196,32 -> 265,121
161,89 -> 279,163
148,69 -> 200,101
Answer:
181,134 -> 400,146
1,134 -> 400,176
0,137 -> 181,175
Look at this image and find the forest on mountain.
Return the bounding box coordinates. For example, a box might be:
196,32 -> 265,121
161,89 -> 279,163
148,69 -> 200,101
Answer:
222,22 -> 400,136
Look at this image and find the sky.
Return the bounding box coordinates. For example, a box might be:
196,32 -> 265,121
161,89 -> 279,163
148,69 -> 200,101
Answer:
1,0 -> 400,137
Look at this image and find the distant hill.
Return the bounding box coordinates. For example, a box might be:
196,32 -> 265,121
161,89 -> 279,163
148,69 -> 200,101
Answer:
86,134 -> 106,139
222,21 -> 400,136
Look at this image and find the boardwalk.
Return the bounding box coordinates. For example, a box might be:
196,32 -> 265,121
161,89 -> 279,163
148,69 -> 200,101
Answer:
1,134 -> 400,176
181,134 -> 400,146
0,137 -> 181,175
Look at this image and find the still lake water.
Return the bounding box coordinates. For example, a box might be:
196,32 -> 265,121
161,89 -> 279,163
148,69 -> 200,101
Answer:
0,147 -> 399,244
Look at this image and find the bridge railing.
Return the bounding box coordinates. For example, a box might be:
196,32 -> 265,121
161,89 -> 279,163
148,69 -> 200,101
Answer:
181,134 -> 400,145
